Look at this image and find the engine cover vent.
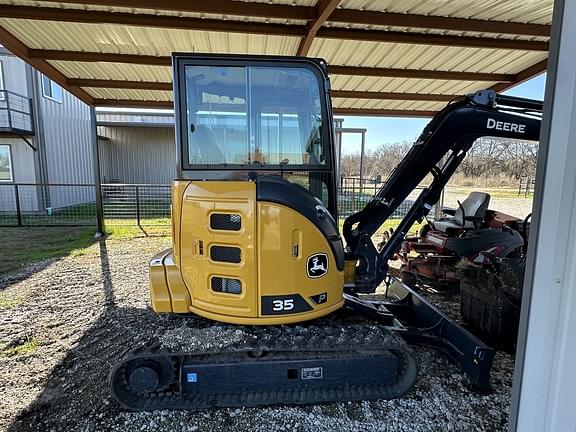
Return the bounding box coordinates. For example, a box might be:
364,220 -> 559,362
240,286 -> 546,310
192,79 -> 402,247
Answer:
211,277 -> 242,294
210,213 -> 241,231
210,245 -> 242,263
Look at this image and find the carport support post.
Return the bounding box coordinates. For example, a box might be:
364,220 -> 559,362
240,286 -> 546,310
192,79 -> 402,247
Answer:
90,106 -> 105,237
359,130 -> 366,193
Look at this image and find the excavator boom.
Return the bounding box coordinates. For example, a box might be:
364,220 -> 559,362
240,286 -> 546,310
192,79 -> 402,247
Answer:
343,90 -> 542,291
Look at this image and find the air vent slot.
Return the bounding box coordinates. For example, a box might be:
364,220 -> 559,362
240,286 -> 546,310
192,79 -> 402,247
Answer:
210,245 -> 242,263
210,213 -> 241,231
211,277 -> 242,294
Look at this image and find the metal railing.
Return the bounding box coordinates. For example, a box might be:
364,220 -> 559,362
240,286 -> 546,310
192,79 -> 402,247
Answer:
0,180 -> 430,229
0,90 -> 34,135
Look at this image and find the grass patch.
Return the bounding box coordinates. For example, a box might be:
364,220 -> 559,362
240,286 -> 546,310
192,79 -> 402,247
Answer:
0,227 -> 97,274
0,293 -> 26,309
106,224 -> 171,240
1,338 -> 39,357
445,186 -> 534,199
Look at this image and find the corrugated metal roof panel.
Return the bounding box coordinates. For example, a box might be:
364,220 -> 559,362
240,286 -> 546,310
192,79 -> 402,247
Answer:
48,61 -> 172,81
330,75 -> 488,95
0,0 -> 549,113
0,0 -> 309,24
310,39 -> 547,74
243,0 -> 317,6
47,61 -> 498,98
338,0 -> 553,25
84,88 -> 173,101
0,19 -> 301,56
332,98 -> 447,111
0,0 -> 552,27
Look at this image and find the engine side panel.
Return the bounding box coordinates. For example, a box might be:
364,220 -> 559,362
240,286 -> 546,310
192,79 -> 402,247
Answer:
258,202 -> 344,318
153,180 -> 344,324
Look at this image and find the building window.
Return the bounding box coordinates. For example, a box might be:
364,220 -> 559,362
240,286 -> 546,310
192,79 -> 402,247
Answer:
41,75 -> 63,103
0,145 -> 13,182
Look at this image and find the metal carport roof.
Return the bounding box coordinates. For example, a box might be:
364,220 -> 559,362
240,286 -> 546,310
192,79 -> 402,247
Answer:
0,0 -> 552,116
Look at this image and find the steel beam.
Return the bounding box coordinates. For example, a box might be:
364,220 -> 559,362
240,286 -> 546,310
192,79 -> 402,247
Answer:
34,0 -> 551,37
90,107 -> 105,236
70,79 -> 172,91
297,0 -> 341,56
490,59 -> 548,93
0,5 -> 548,51
332,91 -> 455,102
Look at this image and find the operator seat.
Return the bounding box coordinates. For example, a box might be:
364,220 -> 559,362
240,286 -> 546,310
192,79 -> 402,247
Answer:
192,124 -> 225,164
432,192 -> 491,233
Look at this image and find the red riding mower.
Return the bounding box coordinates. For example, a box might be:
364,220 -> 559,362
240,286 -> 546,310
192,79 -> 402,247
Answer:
398,192 -> 530,347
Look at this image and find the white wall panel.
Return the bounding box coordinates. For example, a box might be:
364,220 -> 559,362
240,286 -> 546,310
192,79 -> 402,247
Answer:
513,0 -> 576,430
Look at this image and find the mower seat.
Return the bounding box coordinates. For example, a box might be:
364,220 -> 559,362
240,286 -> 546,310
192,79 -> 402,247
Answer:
432,192 -> 491,233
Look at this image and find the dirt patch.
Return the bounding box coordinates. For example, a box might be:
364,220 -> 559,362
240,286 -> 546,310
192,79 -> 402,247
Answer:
0,236 -> 514,432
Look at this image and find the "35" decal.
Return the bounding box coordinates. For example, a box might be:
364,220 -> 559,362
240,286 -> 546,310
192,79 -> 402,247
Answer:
261,294 -> 312,315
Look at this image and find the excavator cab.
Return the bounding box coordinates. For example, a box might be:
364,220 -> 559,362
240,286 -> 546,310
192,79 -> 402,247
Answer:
175,54 -> 337,213
150,54 -> 345,324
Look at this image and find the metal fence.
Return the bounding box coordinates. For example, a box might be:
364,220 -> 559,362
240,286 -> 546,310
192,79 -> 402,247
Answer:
518,177 -> 536,197
0,183 -> 170,228
339,177 -> 431,219
0,179 -> 428,229
101,184 -> 171,226
0,183 -> 96,226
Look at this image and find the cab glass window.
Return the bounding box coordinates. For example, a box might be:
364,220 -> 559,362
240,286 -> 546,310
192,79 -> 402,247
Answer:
184,65 -> 327,167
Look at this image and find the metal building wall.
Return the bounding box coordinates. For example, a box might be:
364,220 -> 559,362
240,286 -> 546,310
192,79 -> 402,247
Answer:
0,52 -> 37,213
37,72 -> 93,209
97,137 -> 113,184
97,126 -> 176,184
0,138 -> 37,212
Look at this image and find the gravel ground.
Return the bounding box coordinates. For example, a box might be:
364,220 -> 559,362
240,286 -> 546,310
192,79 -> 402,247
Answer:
0,236 -> 514,432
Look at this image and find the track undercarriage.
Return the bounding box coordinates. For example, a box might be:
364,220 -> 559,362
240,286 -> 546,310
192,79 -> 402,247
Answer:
111,280 -> 494,411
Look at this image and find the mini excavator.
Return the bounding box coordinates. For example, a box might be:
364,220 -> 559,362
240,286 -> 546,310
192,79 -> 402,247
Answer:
110,54 -> 542,410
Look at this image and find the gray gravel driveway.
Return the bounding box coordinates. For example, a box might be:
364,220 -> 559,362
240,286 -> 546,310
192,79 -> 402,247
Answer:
0,236 -> 514,432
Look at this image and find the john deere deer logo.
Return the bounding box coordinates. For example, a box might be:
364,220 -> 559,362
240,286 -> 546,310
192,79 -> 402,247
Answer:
307,253 -> 328,278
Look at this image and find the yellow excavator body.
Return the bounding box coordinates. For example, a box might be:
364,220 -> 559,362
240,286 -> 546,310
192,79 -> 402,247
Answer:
150,180 -> 344,324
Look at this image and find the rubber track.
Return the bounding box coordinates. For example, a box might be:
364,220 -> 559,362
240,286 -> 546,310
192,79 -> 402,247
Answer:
110,325 -> 418,411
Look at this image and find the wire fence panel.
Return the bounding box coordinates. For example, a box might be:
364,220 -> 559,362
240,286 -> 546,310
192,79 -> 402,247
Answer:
0,184 -> 96,227
0,185 -> 18,226
101,184 -> 171,226
338,177 -> 433,221
1,180 -> 432,229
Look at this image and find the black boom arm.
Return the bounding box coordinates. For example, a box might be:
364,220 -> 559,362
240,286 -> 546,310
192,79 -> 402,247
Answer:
342,90 -> 542,292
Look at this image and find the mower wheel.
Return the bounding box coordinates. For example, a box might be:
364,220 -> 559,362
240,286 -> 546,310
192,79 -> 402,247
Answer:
401,271 -> 418,289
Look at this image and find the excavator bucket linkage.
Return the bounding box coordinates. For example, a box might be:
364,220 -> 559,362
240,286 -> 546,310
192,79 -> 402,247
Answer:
344,279 -> 495,391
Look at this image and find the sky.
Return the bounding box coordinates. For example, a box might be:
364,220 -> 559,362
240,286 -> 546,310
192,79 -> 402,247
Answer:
339,73 -> 547,155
